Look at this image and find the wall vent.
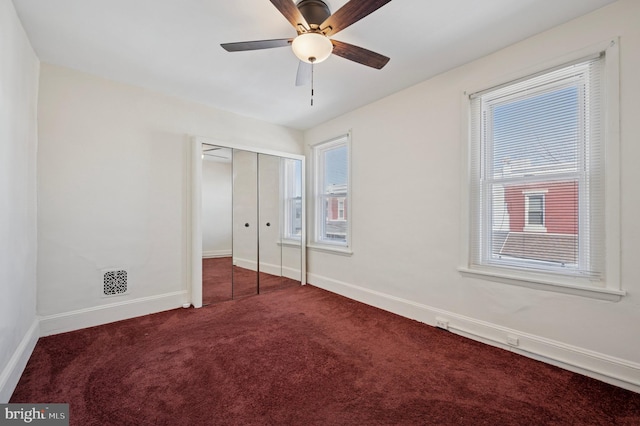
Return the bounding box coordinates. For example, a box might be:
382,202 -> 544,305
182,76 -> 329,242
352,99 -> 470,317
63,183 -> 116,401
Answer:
103,270 -> 128,296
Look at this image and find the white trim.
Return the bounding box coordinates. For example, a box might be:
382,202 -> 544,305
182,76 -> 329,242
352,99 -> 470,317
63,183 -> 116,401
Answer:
279,239 -> 301,248
522,225 -> 547,233
193,136 -> 305,162
258,260 -> 277,275
299,157 -> 307,284
457,266 -> 624,301
282,265 -> 302,281
0,320 -> 39,403
39,291 -> 187,336
523,190 -> 547,233
202,250 -> 232,258
233,257 -> 302,282
307,243 -> 353,256
308,273 -> 640,393
310,132 -> 352,251
603,37 -> 621,293
191,140 -> 203,308
233,257 -> 257,271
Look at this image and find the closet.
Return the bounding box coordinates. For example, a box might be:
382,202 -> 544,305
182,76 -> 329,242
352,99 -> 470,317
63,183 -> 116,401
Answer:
200,144 -> 305,305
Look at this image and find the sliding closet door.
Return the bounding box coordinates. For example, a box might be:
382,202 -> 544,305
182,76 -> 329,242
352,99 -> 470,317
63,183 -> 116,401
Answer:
200,144 -> 304,306
232,149 -> 258,298
201,145 -> 233,305
281,158 -> 303,286
257,155 -> 304,292
257,154 -> 283,292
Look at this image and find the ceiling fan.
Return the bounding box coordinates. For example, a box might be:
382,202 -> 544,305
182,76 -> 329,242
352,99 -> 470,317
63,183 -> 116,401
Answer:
221,0 -> 392,87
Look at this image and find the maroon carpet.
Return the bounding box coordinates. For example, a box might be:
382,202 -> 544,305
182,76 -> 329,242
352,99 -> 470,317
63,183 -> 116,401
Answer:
11,285 -> 640,425
203,257 -> 300,305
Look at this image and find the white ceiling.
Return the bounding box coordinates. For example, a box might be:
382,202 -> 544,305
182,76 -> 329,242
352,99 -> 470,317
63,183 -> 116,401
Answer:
13,0 -> 617,130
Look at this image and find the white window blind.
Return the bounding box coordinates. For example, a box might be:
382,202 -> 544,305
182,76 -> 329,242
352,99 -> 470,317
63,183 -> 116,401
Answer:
469,55 -> 604,281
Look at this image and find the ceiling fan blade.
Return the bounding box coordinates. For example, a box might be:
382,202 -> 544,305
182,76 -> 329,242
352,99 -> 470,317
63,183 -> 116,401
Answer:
331,40 -> 390,69
221,38 -> 293,52
270,0 -> 309,31
296,61 -> 312,86
321,0 -> 392,37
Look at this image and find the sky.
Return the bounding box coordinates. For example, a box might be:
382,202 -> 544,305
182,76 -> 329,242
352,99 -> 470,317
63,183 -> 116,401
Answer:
324,145 -> 347,186
492,85 -> 579,171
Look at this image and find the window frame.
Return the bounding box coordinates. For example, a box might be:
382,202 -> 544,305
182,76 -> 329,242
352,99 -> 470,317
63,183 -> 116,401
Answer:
458,39 -> 623,301
337,198 -> 346,220
309,134 -> 352,255
282,158 -> 303,244
523,190 -> 547,232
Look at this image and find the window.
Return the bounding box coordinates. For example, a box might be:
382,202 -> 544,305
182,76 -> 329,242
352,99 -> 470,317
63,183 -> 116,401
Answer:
526,194 -> 544,226
312,134 -> 350,249
523,190 -> 547,232
464,46 -> 621,296
337,198 -> 345,220
283,158 -> 302,241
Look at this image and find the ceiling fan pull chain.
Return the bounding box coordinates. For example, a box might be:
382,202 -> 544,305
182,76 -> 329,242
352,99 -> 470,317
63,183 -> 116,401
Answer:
311,60 -> 315,106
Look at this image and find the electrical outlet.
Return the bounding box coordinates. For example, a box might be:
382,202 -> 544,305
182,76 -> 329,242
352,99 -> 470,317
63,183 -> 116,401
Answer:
507,335 -> 519,346
435,317 -> 449,330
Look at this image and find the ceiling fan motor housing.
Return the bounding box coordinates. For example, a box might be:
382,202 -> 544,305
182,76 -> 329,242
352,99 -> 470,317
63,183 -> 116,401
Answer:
296,0 -> 331,28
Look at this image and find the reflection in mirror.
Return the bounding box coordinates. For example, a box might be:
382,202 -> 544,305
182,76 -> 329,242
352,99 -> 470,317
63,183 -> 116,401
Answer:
258,154 -> 283,292
280,158 -> 303,287
232,149 -> 259,298
201,144 -> 233,305
258,155 -> 303,293
201,146 -> 304,305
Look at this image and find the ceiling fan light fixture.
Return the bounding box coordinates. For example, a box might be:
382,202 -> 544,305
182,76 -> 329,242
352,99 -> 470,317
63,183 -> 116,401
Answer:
291,32 -> 333,64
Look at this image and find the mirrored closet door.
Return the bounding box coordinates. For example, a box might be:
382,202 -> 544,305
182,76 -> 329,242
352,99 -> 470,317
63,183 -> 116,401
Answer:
201,144 -> 304,306
231,149 -> 259,299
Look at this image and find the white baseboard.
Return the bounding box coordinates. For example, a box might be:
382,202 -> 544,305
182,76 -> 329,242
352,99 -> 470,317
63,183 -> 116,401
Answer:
202,250 -> 231,259
0,319 -> 39,403
39,291 -> 187,337
233,257 -> 257,271
282,266 -> 301,281
234,258 -> 301,281
308,273 -> 640,394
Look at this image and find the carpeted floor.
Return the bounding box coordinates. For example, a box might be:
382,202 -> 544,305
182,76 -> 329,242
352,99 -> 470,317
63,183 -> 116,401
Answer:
202,257 -> 300,305
11,285 -> 640,425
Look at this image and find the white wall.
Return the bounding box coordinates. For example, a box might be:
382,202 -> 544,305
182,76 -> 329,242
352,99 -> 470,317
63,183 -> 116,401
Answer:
0,0 -> 40,402
202,159 -> 232,258
304,0 -> 640,391
37,63 -> 303,334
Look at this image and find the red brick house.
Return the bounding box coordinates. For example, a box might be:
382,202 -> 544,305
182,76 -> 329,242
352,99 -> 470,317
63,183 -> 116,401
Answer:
496,162 -> 580,265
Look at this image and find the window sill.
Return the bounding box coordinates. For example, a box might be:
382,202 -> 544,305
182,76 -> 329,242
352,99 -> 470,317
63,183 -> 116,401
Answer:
307,243 -> 353,256
457,266 -> 625,301
523,225 -> 547,233
278,239 -> 302,248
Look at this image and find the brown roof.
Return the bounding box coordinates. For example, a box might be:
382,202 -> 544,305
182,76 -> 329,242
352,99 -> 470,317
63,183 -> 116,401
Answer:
499,232 -> 578,264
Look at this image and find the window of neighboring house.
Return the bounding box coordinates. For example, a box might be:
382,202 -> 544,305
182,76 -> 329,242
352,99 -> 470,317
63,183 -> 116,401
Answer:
524,190 -> 547,232
283,158 -> 302,242
463,42 -> 622,297
311,134 -> 350,250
